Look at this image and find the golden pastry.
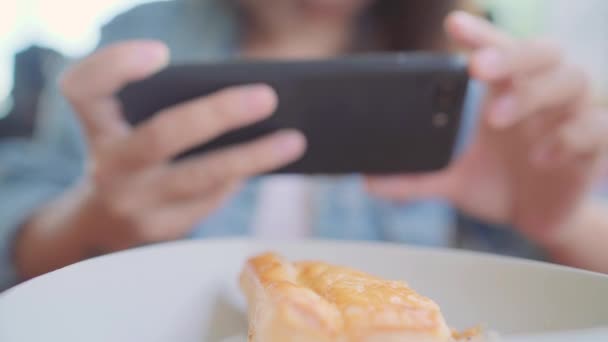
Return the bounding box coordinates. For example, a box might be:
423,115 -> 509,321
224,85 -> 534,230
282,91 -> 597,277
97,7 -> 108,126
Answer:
240,252 -> 481,342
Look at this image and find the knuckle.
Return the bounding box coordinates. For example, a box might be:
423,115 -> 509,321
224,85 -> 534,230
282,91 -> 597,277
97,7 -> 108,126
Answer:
559,126 -> 578,151
118,210 -> 159,242
200,159 -> 231,187
243,139 -> 286,173
129,219 -> 155,242
204,91 -> 241,125
242,149 -> 269,172
562,64 -> 591,101
532,38 -> 561,53
103,194 -> 136,221
219,151 -> 251,176
211,185 -> 237,206
157,225 -> 185,241
514,77 -> 533,96
140,120 -> 174,157
602,131 -> 608,151
212,87 -> 241,107
528,38 -> 562,57
569,65 -> 589,88
132,217 -> 183,243
170,169 -> 201,197
198,151 -> 239,186
182,100 -> 225,136
89,161 -> 113,188
170,159 -> 232,198
100,43 -> 125,61
247,139 -> 280,166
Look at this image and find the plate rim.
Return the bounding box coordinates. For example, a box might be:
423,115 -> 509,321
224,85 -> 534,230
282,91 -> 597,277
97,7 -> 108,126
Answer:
3,237 -> 608,299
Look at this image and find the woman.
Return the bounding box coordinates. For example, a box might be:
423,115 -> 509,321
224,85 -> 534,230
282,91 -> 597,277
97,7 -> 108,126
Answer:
2,0 -> 608,290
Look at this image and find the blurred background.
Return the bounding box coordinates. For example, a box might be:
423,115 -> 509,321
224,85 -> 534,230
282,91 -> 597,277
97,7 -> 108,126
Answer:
0,0 -> 607,138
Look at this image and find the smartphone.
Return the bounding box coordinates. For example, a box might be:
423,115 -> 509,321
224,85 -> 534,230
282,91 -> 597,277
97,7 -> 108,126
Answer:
118,53 -> 469,174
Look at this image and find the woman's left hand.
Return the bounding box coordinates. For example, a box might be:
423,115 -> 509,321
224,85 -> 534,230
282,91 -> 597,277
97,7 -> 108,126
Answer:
367,12 -> 608,244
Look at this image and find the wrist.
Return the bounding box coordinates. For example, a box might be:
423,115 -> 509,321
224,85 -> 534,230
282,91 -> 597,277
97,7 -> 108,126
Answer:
14,180 -> 96,279
534,198 -> 608,271
537,200 -> 591,249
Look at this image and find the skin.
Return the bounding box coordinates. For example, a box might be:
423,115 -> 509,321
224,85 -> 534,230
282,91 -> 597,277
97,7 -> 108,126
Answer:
14,1 -> 608,279
14,43 -> 306,278
368,12 -> 608,271
241,0 -> 370,59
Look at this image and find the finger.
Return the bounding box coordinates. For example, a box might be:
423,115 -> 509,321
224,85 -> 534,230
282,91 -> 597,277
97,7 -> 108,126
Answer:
137,182 -> 239,242
531,108 -> 608,165
529,135 -> 567,167
471,39 -> 562,82
522,108 -> 572,141
61,40 -> 169,107
156,130 -> 306,201
110,84 -> 278,170
487,63 -> 589,128
561,108 -> 608,154
445,11 -> 513,50
365,172 -> 453,202
446,12 -> 562,83
60,40 -> 169,141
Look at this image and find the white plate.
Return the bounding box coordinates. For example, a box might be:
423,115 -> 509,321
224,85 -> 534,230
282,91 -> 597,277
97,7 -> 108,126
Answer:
1,239 -> 608,342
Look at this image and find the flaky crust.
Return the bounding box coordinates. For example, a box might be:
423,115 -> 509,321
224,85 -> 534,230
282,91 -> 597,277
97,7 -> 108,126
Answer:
239,252 -> 466,342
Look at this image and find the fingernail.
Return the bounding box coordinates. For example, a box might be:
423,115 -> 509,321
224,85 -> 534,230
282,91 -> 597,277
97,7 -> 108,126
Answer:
490,94 -> 518,128
450,11 -> 481,39
241,84 -> 277,116
475,48 -> 506,79
275,131 -> 306,159
135,42 -> 169,67
452,11 -> 478,31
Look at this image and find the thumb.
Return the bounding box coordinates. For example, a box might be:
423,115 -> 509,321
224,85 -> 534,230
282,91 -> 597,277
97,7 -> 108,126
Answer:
365,171 -> 455,202
61,40 -> 170,143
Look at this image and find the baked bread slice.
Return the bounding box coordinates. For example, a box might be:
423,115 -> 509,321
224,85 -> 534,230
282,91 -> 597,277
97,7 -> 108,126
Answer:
240,252 -> 479,342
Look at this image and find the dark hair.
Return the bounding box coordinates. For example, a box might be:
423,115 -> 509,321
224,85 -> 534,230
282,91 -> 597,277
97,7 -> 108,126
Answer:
238,0 -> 479,53
358,0 -> 476,52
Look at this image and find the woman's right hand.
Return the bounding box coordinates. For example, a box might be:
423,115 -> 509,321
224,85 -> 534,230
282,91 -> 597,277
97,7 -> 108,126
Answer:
15,41 -> 306,278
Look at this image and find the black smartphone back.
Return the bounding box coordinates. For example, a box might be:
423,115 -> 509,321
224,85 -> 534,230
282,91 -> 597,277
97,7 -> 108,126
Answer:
118,53 -> 469,174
